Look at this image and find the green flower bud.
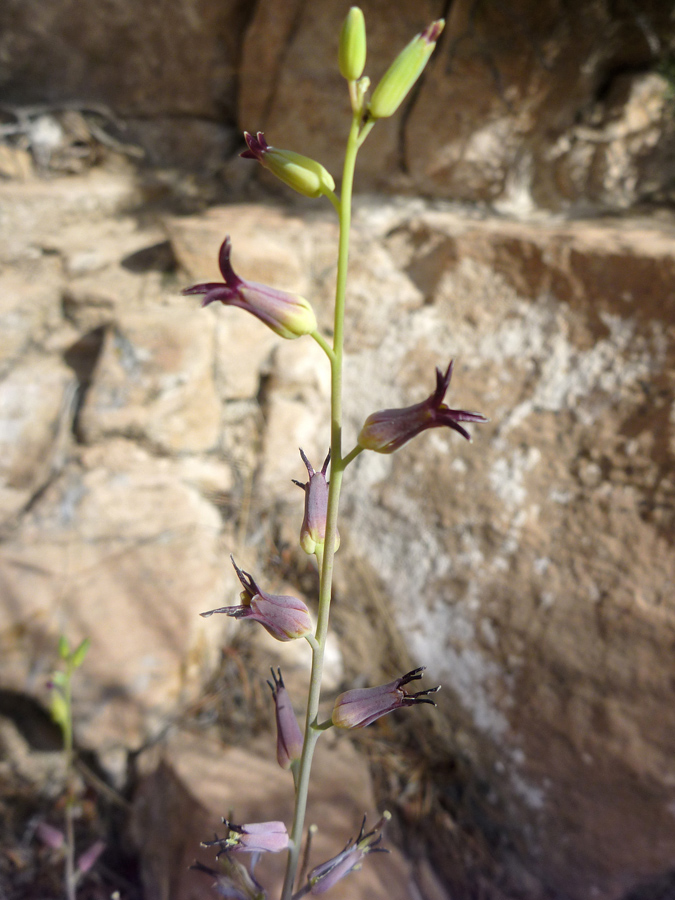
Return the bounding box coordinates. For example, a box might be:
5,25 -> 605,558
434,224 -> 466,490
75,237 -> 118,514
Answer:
339,7 -> 367,81
241,132 -> 335,199
71,637 -> 90,668
368,19 -> 444,120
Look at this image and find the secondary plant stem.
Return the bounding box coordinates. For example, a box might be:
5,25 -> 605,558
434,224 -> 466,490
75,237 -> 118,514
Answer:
64,662 -> 76,900
279,109 -> 362,900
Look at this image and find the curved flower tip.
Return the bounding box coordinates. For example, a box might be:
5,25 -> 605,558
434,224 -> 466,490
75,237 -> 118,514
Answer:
240,131 -> 269,161
240,131 -> 335,199
182,235 -> 317,340
201,819 -> 289,855
306,812 -> 391,894
357,360 -> 488,453
199,557 -> 312,642
292,449 -> 340,556
332,666 -> 441,729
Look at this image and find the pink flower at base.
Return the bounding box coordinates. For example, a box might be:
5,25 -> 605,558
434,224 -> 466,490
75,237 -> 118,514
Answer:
202,820 -> 289,855
332,667 -> 440,729
268,667 -> 304,770
200,557 -> 312,642
182,236 -> 317,340
357,360 -> 488,453
292,449 -> 340,556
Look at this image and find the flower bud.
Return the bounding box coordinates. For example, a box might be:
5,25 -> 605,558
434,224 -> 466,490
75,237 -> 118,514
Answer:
368,19 -> 444,120
241,132 -> 335,199
292,449 -> 339,556
339,7 -> 367,81
268,667 -> 304,770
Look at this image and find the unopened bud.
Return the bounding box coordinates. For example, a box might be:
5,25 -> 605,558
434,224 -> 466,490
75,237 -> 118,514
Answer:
241,132 -> 335,199
293,449 -> 339,556
339,7 -> 367,81
268,668 -> 304,770
368,19 -> 444,120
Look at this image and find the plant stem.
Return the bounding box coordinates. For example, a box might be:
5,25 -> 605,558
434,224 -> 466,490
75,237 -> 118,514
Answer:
279,110 -> 362,900
64,664 -> 77,900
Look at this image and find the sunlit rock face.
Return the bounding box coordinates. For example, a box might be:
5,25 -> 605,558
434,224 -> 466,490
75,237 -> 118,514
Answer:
3,166 -> 673,897
2,0 -> 674,207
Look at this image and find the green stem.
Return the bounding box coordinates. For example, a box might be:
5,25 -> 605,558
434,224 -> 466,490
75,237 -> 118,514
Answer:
64,664 -> 77,900
341,444 -> 364,469
311,331 -> 336,364
279,110 -> 362,900
323,188 -> 341,215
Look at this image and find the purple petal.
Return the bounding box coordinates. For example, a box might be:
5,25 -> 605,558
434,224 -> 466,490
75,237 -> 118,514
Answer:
36,822 -> 65,849
76,840 -> 105,874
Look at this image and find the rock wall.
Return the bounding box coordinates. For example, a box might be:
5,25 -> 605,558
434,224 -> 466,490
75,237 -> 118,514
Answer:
1,0 -> 674,209
1,162 -> 674,898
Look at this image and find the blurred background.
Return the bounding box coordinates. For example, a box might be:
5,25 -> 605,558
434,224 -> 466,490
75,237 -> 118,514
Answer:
1,1 -> 674,899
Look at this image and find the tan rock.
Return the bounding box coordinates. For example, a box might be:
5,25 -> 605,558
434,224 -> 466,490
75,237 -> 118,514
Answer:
2,162 -> 675,899
131,728 -> 414,900
80,308 -> 221,454
0,356 -> 75,523
0,441 -> 232,750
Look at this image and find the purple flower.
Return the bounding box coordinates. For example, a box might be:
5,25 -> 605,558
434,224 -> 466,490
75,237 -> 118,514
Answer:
76,840 -> 106,875
304,813 -> 390,895
332,667 -> 440,729
191,857 -> 266,900
268,667 -> 304,770
200,557 -> 313,642
241,132 -> 335,200
182,236 -> 317,340
36,821 -> 65,850
202,820 -> 289,855
357,360 -> 488,453
292,449 -> 339,556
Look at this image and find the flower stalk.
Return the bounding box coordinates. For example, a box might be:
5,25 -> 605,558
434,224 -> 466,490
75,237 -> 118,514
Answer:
192,12 -> 476,900
279,99 -> 363,900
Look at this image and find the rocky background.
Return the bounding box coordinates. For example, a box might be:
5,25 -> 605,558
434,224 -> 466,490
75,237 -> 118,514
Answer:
1,2 -> 675,900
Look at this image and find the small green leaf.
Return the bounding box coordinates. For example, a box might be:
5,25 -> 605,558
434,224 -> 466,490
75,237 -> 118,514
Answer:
71,638 -> 90,669
58,635 -> 70,660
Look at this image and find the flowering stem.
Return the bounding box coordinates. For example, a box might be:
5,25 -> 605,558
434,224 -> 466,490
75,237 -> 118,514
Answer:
280,110 -> 362,900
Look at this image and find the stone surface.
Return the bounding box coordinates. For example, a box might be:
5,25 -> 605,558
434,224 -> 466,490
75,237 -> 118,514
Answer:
1,165 -> 675,898
3,2 -> 674,209
131,729 -> 414,900
168,199 -> 675,899
0,356 -> 75,523
0,0 -> 252,119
